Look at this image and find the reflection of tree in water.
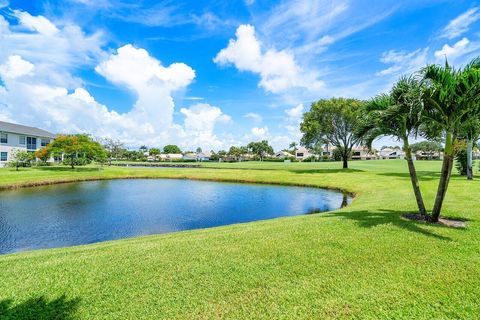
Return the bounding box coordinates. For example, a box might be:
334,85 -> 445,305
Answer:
341,194 -> 349,208
305,194 -> 351,214
0,295 -> 80,320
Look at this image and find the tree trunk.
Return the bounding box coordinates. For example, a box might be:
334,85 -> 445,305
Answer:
342,156 -> 348,169
71,154 -> 75,169
431,132 -> 454,222
404,142 -> 427,216
467,139 -> 473,180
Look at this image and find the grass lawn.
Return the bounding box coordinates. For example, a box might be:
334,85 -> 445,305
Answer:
0,160 -> 479,319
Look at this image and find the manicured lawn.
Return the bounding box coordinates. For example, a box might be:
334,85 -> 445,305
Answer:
0,160 -> 479,319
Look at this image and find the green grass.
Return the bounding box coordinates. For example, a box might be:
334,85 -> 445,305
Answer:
0,160 -> 479,319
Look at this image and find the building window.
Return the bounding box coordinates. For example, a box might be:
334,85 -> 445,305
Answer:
41,138 -> 50,147
297,153 -> 304,157
0,133 -> 7,144
19,135 -> 26,145
27,137 -> 37,150
0,152 -> 7,161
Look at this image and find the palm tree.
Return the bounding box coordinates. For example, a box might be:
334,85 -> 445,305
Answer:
460,58 -> 480,180
421,59 -> 480,221
459,118 -> 480,180
357,76 -> 427,216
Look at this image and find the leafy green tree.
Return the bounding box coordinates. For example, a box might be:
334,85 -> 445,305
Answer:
196,147 -> 202,153
228,146 -> 243,161
47,134 -> 106,169
357,76 -> 427,216
301,98 -> 363,169
410,141 -> 443,160
163,145 -> 182,154
421,59 -> 480,221
8,149 -> 32,171
217,150 -> 227,161
149,148 -> 161,156
247,140 -> 273,161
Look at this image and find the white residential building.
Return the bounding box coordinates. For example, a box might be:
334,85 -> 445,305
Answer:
379,148 -> 405,160
275,150 -> 294,159
0,121 -> 56,167
295,146 -> 315,160
351,147 -> 378,160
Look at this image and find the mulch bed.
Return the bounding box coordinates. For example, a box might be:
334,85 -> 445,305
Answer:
402,213 -> 466,228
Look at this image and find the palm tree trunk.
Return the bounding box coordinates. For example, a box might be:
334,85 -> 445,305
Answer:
342,156 -> 348,169
431,132 -> 454,222
467,139 -> 473,180
404,142 -> 427,216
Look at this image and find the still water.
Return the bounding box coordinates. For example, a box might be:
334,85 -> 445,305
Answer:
0,179 -> 351,254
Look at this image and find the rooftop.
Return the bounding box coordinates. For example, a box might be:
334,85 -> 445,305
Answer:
0,121 -> 56,139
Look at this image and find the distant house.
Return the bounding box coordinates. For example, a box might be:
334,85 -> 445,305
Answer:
182,152 -> 197,161
379,148 -> 405,160
351,147 -> 378,160
147,155 -> 161,161
321,144 -> 336,159
415,150 -> 443,160
0,120 -> 56,167
295,147 -> 315,161
275,150 -> 293,159
160,153 -> 183,161
196,151 -> 211,161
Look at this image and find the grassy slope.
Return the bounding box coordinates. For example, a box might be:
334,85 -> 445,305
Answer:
0,160 -> 479,319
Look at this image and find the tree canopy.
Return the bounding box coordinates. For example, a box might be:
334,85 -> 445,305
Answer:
46,134 -> 106,169
163,145 -> 182,154
301,97 -> 363,168
247,140 -> 273,161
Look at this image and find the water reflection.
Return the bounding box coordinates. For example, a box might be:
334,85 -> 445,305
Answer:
0,179 -> 352,254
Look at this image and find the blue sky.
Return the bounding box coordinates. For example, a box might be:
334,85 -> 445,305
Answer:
0,0 -> 479,150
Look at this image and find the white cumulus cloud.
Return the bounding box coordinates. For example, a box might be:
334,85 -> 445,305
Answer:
214,24 -> 324,93
0,12 -> 231,150
0,55 -> 34,79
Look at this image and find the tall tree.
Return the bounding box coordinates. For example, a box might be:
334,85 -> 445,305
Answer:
300,98 -> 363,169
149,148 -> 161,156
228,146 -> 243,161
357,76 -> 427,216
421,59 -> 480,221
163,145 -> 182,154
247,140 -> 273,161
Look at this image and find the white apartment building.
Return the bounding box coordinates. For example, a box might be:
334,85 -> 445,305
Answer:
0,121 -> 56,167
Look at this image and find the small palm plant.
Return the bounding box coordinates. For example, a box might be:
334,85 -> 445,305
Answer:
357,76 -> 427,216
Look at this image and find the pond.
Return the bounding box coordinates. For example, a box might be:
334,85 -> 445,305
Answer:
0,179 -> 351,254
